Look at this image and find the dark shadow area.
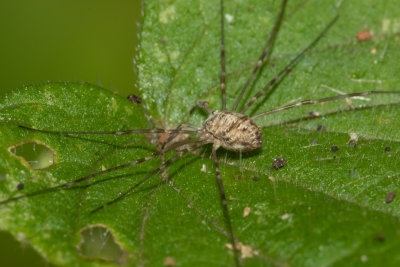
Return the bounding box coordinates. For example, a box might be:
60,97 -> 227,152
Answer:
0,231 -> 55,267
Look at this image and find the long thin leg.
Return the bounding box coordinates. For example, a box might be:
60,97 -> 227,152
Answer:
19,125 -> 199,136
241,15 -> 339,114
179,123 -> 202,131
0,154 -> 158,205
251,90 -> 400,119
212,145 -> 241,267
167,179 -> 229,237
232,0 -> 288,112
220,0 -> 227,110
90,141 -> 208,214
0,138 -> 202,205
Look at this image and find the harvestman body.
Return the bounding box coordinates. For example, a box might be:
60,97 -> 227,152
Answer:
203,110 -> 262,152
2,0 -> 400,266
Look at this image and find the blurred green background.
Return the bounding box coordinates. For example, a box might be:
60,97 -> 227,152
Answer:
0,0 -> 142,265
0,0 -> 141,96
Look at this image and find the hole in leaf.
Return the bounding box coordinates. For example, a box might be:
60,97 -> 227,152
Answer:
78,224 -> 127,264
8,141 -> 55,170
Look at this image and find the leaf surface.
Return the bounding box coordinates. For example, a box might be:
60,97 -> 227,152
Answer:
1,0 -> 400,266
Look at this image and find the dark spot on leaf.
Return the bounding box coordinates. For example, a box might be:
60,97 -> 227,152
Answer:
127,94 -> 142,104
374,233 -> 385,242
78,224 -> 128,264
385,191 -> 396,203
384,146 -> 391,152
331,146 -> 339,152
317,125 -> 325,131
272,157 -> 286,169
252,175 -> 259,181
17,183 -> 24,190
8,141 -> 55,170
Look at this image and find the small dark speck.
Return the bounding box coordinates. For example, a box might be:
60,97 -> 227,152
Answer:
273,157 -> 287,169
127,94 -> 142,104
386,191 -> 395,203
253,175 -> 259,181
331,146 -> 339,152
317,125 -> 325,131
374,234 -> 385,242
17,183 -> 24,190
333,155 -> 337,159
384,146 -> 391,152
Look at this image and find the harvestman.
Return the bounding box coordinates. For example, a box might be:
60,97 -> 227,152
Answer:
2,0 -> 400,266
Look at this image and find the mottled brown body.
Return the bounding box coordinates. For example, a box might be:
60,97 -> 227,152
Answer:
202,111 -> 262,152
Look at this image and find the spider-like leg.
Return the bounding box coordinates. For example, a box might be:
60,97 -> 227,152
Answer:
232,0 -> 287,112
252,90 -> 400,119
240,15 -> 339,114
0,137 -> 202,206
90,141 -> 208,214
212,144 -> 241,267
18,125 -> 199,136
220,0 -> 227,110
0,154 -> 157,205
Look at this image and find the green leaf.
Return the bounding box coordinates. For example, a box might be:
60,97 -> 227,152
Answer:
2,0 -> 400,266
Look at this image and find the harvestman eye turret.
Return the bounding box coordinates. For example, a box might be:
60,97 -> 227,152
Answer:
2,0 -> 400,266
